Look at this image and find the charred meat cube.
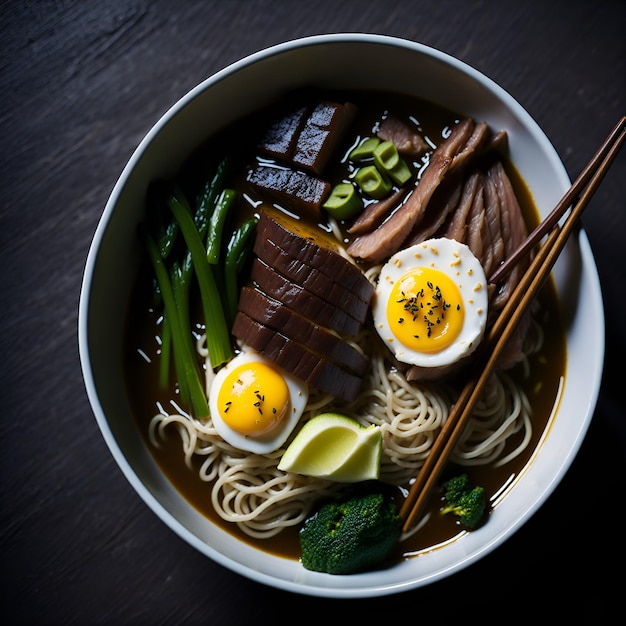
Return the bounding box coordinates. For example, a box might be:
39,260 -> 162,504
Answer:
247,163 -> 330,217
292,101 -> 357,174
258,103 -> 310,161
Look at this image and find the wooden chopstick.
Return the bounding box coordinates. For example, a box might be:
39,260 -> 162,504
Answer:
400,117 -> 626,533
489,116 -> 626,285
399,225 -> 558,532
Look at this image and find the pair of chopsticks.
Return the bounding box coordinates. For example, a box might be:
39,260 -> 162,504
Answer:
399,116 -> 626,533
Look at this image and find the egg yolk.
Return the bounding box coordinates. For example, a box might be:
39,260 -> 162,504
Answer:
217,362 -> 290,436
387,267 -> 464,353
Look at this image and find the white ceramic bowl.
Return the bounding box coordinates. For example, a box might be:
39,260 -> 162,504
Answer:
79,34 -> 604,597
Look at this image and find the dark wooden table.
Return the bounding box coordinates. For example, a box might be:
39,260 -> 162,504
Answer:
2,1 -> 624,622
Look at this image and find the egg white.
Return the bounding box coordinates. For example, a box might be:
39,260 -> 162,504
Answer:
208,347 -> 309,454
372,237 -> 488,368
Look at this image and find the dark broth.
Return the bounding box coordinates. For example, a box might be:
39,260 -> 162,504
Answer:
124,89 -> 567,562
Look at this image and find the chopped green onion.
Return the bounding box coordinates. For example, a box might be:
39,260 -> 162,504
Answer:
322,183 -> 363,220
349,137 -> 380,161
386,158 -> 412,185
373,140 -> 412,185
354,165 -> 392,199
373,141 -> 400,171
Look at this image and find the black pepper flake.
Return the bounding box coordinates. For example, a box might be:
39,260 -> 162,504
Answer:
396,279 -> 459,341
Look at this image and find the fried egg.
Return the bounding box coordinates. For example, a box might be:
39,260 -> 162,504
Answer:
372,237 -> 488,368
208,347 -> 309,454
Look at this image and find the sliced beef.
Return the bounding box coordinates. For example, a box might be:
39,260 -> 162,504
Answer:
440,171 -> 482,242
347,187 -> 408,236
231,312 -> 363,401
460,161 -> 528,314
477,172 -> 505,280
487,160 -> 529,310
405,121 -> 489,243
465,176 -> 488,265
253,236 -> 370,321
258,210 -> 374,302
233,208 -> 374,399
485,129 -> 509,155
238,286 -> 368,376
449,121 -> 489,174
250,257 -> 363,337
377,114 -> 429,156
427,161 -> 530,372
404,171 -> 464,245
347,118 -> 476,264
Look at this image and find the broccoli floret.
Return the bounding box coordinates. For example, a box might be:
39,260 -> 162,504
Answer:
299,492 -> 402,575
441,473 -> 486,529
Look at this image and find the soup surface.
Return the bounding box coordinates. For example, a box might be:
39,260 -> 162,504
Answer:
124,89 -> 566,563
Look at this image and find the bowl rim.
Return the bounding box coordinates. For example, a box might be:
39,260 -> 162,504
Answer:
78,32 -> 604,598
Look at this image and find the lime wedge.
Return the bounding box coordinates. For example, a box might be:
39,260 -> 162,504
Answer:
277,413 -> 382,482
